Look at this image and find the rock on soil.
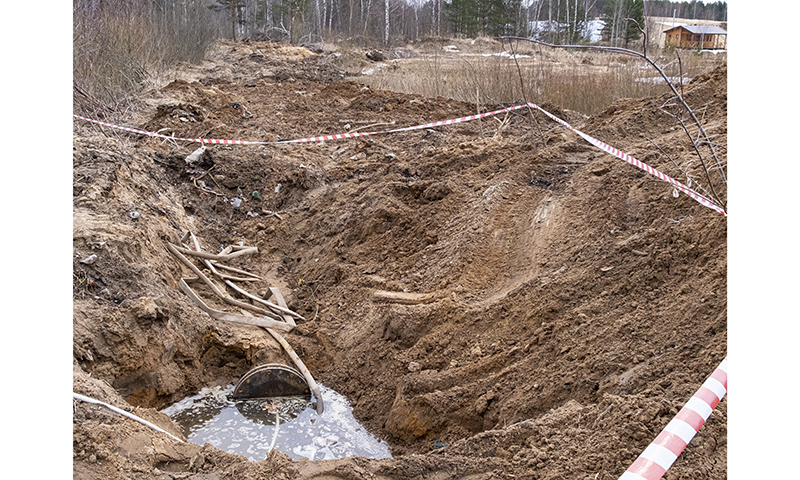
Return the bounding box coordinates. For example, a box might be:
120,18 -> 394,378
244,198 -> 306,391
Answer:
72,40 -> 727,479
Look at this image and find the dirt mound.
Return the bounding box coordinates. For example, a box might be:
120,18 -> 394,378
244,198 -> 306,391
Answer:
73,40 -> 726,479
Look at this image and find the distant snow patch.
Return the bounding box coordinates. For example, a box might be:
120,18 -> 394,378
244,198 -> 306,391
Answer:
361,63 -> 388,75
481,51 -> 531,59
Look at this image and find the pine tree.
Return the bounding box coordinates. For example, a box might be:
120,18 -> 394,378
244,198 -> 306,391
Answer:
445,0 -> 478,36
601,0 -> 644,48
476,0 -> 505,36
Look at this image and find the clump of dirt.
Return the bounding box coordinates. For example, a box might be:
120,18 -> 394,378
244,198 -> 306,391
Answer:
73,40 -> 726,479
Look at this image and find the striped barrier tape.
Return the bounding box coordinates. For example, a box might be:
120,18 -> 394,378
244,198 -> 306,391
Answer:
72,104 -> 529,146
618,357 -> 728,480
278,104 -> 530,143
527,103 -> 727,216
73,102 -> 726,215
73,114 -> 271,145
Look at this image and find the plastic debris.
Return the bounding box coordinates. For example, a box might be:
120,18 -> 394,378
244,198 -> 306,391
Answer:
80,254 -> 98,265
185,145 -> 207,164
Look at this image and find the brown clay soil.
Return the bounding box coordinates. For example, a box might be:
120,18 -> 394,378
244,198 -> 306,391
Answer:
72,40 -> 727,480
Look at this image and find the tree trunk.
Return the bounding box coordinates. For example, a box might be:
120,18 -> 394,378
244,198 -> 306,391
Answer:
231,0 -> 237,40
385,0 -> 389,45
315,0 -> 322,39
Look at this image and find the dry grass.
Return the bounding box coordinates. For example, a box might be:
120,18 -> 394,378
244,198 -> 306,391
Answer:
352,38 -> 726,116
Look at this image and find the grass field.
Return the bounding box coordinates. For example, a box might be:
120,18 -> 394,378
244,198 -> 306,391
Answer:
351,33 -> 726,115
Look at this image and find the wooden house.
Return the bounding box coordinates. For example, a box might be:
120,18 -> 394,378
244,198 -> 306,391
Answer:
663,25 -> 727,50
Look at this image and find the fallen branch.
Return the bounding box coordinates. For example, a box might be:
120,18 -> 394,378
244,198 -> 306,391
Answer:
179,278 -> 292,332
261,293 -> 323,414
264,327 -> 323,414
210,262 -> 262,280
184,232 -> 262,283
167,242 -> 282,320
168,243 -> 258,262
268,287 -> 298,327
224,280 -> 306,322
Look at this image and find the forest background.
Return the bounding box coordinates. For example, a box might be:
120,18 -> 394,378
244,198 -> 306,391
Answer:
73,0 -> 727,102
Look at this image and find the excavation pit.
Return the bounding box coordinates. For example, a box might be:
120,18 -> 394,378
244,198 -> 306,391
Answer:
72,38 -> 728,480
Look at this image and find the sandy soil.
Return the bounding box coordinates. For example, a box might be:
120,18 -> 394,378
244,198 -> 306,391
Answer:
72,39 -> 727,479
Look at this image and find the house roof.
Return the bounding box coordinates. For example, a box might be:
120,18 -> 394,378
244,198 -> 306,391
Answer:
664,25 -> 727,35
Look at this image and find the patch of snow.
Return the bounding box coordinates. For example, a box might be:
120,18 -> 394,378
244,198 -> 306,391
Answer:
361,63 -> 388,75
481,51 -> 531,59
585,19 -> 605,43
443,45 -> 460,53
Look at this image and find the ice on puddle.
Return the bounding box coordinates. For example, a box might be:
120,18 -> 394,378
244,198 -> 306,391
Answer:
162,383 -> 391,462
293,444 -> 317,459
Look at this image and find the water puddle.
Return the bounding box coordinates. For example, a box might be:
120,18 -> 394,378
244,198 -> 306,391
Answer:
161,384 -> 392,462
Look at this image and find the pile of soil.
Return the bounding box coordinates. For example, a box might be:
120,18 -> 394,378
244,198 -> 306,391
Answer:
72,40 -> 727,479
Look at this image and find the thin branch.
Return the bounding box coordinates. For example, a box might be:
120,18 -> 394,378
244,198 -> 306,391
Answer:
659,103 -> 723,205
504,37 -> 538,151
626,17 -> 646,59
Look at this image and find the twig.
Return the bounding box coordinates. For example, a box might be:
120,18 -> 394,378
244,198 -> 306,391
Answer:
188,243 -> 260,282
676,50 -> 685,97
504,37 -> 538,151
659,104 -> 723,205
626,17 -> 646,59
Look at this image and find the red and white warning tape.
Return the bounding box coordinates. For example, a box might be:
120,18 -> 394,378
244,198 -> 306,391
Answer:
527,104 -> 726,216
72,114 -> 269,145
73,102 -> 726,215
72,104 -> 528,145
278,104 -> 530,143
618,357 -> 728,480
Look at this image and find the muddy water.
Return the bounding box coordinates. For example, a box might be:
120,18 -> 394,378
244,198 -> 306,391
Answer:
161,384 -> 392,462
